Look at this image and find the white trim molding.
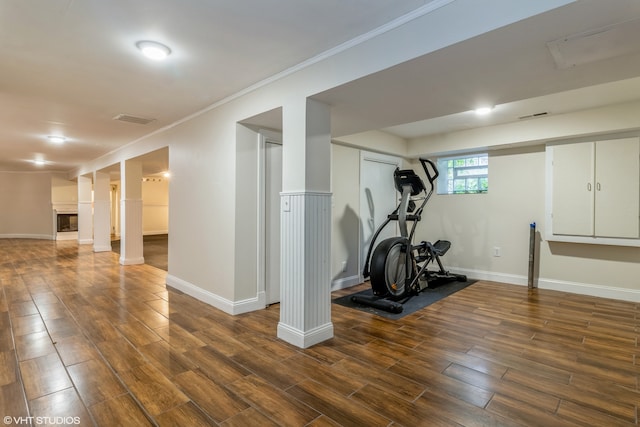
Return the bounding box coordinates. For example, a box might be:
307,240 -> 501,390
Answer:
450,267 -> 640,302
538,278 -> 640,302
277,322 -> 334,349
166,274 -> 266,315
331,275 -> 361,291
278,191 -> 334,348
0,234 -> 53,240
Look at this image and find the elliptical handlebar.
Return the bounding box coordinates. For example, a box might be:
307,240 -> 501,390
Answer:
419,158 -> 439,185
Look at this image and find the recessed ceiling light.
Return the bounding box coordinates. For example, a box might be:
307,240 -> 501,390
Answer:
48,135 -> 66,144
474,106 -> 494,115
163,172 -> 171,178
136,40 -> 172,61
33,159 -> 46,166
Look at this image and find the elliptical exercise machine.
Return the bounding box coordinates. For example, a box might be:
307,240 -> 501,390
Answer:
355,158 -> 466,313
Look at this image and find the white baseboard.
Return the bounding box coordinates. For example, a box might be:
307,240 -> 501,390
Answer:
119,256 -> 145,265
538,278 -> 640,302
277,321 -> 334,349
143,230 -> 168,236
93,245 -> 112,253
449,267 -> 640,302
165,274 -> 266,315
0,234 -> 53,240
450,267 -> 528,286
56,232 -> 78,241
79,239 -> 94,245
331,274 -> 362,291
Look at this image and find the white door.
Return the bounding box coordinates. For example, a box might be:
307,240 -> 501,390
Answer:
360,153 -> 401,279
265,141 -> 282,304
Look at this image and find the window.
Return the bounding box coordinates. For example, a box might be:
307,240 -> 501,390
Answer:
437,154 -> 488,194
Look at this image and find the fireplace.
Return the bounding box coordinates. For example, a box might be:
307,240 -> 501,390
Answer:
56,213 -> 78,232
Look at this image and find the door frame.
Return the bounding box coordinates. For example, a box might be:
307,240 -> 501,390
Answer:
257,129 -> 283,307
359,151 -> 402,283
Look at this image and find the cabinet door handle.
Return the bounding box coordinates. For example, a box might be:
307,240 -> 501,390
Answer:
597,182 -> 601,191
587,183 -> 592,191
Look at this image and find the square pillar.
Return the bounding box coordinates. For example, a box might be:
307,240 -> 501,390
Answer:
277,98 -> 333,348
120,159 -> 144,265
93,171 -> 112,252
77,175 -> 93,245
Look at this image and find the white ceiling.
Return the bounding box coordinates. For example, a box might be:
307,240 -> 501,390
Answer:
0,0 -> 430,173
3,0 -> 640,174
314,1 -> 640,139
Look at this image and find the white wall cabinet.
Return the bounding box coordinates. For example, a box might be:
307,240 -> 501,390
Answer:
547,137 -> 640,245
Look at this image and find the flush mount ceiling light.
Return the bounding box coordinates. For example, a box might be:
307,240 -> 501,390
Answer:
136,40 -> 172,61
474,106 -> 494,116
47,135 -> 66,144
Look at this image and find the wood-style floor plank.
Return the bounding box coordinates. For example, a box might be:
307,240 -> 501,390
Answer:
67,359 -> 127,406
287,379 -> 391,427
90,393 -> 153,427
173,369 -> 249,423
29,386 -> 93,426
118,362 -> 190,416
19,352 -> 72,400
226,374 -> 320,426
1,238 -> 640,426
154,401 -> 216,427
0,350 -> 18,386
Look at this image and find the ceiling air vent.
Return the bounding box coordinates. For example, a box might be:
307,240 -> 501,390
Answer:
113,113 -> 156,125
518,112 -> 549,120
547,18 -> 640,69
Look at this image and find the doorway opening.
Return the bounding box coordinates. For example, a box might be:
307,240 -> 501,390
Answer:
261,133 -> 283,305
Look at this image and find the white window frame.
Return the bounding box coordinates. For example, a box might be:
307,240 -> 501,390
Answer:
437,153 -> 489,195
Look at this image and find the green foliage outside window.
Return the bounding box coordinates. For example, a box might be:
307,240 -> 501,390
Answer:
437,154 -> 488,194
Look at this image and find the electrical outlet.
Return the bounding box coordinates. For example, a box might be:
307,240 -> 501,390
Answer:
493,246 -> 501,257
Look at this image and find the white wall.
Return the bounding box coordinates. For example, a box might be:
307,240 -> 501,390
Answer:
234,124 -> 261,302
142,178 -> 169,235
66,0 -> 575,313
0,172 -> 53,239
51,173 -> 78,211
409,103 -> 640,301
330,141 -> 410,290
416,146 -> 545,281
331,144 -> 363,288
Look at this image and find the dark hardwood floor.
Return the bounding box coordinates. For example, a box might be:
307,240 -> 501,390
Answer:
1,238 -> 638,426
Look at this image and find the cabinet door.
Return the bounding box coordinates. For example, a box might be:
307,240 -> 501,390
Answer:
594,138 -> 640,238
552,142 -> 594,236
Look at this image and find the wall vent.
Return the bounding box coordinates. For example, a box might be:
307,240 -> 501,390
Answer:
518,111 -> 549,120
113,114 -> 156,125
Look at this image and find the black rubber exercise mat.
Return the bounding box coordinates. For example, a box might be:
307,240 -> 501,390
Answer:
333,279 -> 476,320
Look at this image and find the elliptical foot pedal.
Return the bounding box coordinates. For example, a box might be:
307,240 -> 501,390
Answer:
433,240 -> 451,256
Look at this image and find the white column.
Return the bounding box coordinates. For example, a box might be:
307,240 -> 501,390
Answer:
93,171 -> 112,252
277,97 -> 333,348
120,160 -> 144,265
77,175 -> 93,245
